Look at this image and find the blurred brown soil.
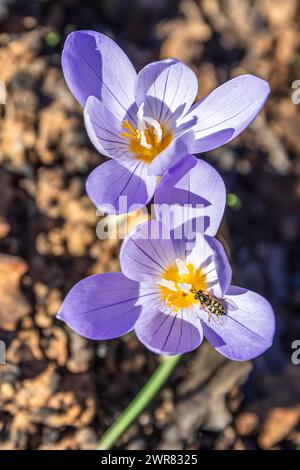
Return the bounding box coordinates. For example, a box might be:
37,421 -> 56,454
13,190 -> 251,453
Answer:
0,0 -> 299,450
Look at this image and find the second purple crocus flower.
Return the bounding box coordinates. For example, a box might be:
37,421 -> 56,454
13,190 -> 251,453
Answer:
58,158 -> 275,361
58,215 -> 275,360
62,30 -> 270,214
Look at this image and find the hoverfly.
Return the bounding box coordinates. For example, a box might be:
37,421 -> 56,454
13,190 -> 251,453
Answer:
192,289 -> 236,326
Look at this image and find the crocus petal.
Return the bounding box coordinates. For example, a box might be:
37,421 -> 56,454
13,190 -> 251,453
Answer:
188,128 -> 235,153
205,236 -> 232,297
84,96 -> 132,161
182,74 -> 270,153
147,131 -> 194,176
202,286 -> 275,361
120,220 -> 177,282
135,307 -> 203,355
62,30 -> 137,119
135,59 -> 198,126
86,159 -> 156,214
185,233 -> 231,298
57,272 -> 142,340
154,155 -> 226,236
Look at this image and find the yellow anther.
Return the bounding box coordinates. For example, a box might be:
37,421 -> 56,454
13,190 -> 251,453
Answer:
159,262 -> 207,310
122,119 -> 137,136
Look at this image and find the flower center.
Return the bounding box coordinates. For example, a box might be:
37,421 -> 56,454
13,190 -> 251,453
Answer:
121,103 -> 172,164
158,259 -> 207,311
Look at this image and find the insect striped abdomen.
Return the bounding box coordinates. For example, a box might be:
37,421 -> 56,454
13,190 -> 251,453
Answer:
205,298 -> 225,316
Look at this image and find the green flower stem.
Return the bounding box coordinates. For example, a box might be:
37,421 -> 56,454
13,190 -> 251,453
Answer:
97,354 -> 181,450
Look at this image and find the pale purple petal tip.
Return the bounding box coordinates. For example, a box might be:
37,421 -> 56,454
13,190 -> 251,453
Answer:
62,30 -> 137,118
135,308 -> 203,355
135,59 -> 198,125
203,285 -> 275,361
86,159 -> 156,215
184,74 -> 270,153
58,272 -> 141,340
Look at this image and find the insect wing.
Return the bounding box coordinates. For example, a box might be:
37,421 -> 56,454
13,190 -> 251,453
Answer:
221,297 -> 239,313
209,311 -> 228,327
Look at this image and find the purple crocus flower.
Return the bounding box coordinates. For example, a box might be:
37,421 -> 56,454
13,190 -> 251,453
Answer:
58,206 -> 275,361
62,30 -> 270,214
